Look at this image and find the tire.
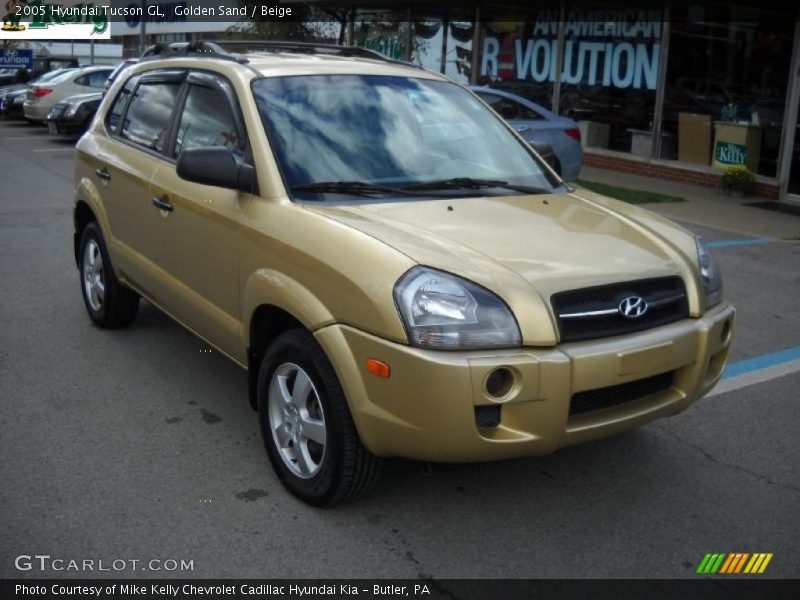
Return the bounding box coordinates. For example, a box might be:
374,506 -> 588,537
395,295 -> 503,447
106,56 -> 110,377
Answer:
78,221 -> 139,328
257,329 -> 382,506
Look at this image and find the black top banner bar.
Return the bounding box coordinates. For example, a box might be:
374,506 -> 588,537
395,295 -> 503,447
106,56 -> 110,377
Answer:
4,0 -> 798,26
3,579 -> 800,600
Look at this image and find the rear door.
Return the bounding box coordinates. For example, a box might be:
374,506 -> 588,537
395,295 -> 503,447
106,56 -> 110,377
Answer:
147,70 -> 252,358
96,70 -> 184,294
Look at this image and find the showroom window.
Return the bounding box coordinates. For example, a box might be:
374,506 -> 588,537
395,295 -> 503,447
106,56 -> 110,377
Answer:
556,3 -> 664,154
477,12 -> 558,111
412,14 -> 475,83
661,5 -> 794,177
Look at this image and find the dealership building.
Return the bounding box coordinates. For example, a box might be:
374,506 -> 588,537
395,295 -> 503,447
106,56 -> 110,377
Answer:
335,2 -> 799,202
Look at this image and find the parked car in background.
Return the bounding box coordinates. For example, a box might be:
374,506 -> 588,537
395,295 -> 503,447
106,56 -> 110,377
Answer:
23,65 -> 113,122
0,55 -> 79,86
45,92 -> 103,137
0,87 -> 28,118
0,66 -> 78,97
471,86 -> 583,181
1,68 -> 78,119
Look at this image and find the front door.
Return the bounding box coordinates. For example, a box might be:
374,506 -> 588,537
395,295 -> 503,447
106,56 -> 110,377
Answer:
147,71 -> 252,359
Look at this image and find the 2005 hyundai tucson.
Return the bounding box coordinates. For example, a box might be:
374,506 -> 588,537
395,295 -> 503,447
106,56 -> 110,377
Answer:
73,42 -> 734,505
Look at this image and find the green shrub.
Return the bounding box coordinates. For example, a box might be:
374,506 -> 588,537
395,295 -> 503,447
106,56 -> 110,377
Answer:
720,165 -> 756,195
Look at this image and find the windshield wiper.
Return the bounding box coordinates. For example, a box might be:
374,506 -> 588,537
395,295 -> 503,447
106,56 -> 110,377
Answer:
290,181 -> 399,197
401,177 -> 551,195
290,180 -> 454,198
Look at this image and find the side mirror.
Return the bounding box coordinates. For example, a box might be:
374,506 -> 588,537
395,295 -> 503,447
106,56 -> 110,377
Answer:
176,147 -> 255,193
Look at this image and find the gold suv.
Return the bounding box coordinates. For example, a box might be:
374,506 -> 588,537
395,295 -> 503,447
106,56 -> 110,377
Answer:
73,42 -> 735,505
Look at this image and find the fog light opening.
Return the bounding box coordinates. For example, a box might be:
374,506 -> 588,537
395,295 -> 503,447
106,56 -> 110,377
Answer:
721,319 -> 732,345
485,367 -> 514,399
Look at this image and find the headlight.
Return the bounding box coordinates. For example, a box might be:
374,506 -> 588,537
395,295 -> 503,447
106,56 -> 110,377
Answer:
696,238 -> 723,308
394,266 -> 521,349
63,104 -> 79,118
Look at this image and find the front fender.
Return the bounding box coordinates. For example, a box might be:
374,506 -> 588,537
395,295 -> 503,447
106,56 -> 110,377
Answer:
241,269 -> 336,341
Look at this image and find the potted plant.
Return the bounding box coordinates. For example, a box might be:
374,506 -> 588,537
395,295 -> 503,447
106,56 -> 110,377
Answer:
720,165 -> 756,197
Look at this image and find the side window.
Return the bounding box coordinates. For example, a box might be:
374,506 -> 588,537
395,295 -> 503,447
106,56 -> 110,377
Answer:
74,74 -> 89,86
174,83 -> 245,161
106,77 -> 137,133
120,81 -> 181,153
478,93 -> 542,121
87,70 -> 110,88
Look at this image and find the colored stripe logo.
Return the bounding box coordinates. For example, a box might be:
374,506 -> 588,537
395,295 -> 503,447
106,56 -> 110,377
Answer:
697,553 -> 773,574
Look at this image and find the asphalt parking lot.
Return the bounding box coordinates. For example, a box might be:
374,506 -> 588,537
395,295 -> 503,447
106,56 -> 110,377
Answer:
1,118 -> 798,580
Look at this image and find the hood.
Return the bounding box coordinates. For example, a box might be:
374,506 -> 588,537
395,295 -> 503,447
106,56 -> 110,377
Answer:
306,190 -> 700,344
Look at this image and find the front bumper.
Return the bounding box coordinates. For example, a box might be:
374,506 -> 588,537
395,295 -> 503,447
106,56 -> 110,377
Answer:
315,302 -> 735,461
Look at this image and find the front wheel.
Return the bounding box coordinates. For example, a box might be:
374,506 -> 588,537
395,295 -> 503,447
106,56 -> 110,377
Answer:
257,329 -> 381,505
78,222 -> 139,328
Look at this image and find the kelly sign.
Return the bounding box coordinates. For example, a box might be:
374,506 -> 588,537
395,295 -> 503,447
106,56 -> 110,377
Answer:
714,141 -> 748,167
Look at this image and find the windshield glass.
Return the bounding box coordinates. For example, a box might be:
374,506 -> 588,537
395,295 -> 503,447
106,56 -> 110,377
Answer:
252,75 -> 556,200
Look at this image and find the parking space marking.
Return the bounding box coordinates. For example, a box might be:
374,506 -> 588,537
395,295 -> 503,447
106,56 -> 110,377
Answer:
706,238 -> 776,249
707,345 -> 800,397
709,358 -> 800,398
722,345 -> 800,378
32,147 -> 74,153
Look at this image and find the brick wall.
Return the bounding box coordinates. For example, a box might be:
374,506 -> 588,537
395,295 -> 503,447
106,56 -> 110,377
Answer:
583,152 -> 780,200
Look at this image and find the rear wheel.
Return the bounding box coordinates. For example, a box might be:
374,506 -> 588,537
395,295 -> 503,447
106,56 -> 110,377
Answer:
257,329 -> 381,505
78,222 -> 139,328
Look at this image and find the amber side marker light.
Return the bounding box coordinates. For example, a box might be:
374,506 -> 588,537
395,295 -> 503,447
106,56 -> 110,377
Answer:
366,358 -> 391,378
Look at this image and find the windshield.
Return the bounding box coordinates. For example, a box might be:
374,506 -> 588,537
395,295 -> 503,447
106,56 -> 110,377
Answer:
252,75 -> 557,200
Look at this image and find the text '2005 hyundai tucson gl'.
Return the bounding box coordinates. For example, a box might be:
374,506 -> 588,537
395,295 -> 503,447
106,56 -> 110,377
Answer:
72,42 -> 735,506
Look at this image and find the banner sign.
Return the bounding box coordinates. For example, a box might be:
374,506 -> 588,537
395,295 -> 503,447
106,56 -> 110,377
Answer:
0,48 -> 33,69
480,9 -> 662,90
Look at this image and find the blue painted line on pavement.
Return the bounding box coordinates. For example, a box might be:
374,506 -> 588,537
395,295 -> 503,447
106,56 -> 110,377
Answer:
706,238 -> 774,249
722,345 -> 800,379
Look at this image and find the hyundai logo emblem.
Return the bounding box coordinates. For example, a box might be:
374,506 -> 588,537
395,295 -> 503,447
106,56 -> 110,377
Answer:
618,296 -> 648,319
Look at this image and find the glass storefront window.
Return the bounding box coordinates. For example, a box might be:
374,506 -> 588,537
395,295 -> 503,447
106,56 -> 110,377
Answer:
663,6 -> 794,177
409,12 -> 473,83
477,15 -> 557,110
352,9 -> 410,60
556,4 -> 663,155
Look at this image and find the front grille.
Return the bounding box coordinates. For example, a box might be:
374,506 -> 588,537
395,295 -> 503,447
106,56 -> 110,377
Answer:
551,277 -> 689,342
475,405 -> 501,428
570,371 -> 674,416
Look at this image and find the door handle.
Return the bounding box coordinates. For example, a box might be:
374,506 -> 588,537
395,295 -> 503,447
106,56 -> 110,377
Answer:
151,195 -> 173,212
95,167 -> 111,181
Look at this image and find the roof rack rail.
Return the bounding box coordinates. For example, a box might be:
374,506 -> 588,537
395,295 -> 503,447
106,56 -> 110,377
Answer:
139,40 -> 422,70
140,41 -> 249,64
208,40 -> 422,69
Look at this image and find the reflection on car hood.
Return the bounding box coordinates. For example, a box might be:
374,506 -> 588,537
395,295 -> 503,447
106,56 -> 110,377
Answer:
306,189 -> 700,343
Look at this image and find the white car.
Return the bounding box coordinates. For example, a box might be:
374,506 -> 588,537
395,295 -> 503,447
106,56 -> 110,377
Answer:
23,66 -> 113,122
